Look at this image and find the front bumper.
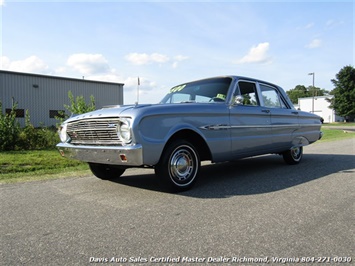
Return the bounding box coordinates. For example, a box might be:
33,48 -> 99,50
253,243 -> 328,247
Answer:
57,143 -> 143,166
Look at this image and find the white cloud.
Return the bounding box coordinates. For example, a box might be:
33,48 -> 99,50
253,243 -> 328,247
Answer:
172,55 -> 189,68
235,42 -> 272,64
0,53 -> 168,104
125,52 -> 169,65
84,72 -> 159,103
0,56 -> 10,68
67,53 -> 110,75
150,53 -> 169,64
0,0 -> 5,6
306,38 -> 322,49
0,55 -> 49,73
325,19 -> 344,29
174,55 -> 189,61
125,52 -> 188,68
305,23 -> 314,29
86,72 -> 123,83
120,76 -> 163,104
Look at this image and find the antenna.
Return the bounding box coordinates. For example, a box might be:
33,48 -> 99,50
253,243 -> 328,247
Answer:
136,77 -> 140,105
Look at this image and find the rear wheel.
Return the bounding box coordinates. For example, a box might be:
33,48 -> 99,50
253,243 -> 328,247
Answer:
89,163 -> 126,180
155,140 -> 200,192
283,146 -> 303,165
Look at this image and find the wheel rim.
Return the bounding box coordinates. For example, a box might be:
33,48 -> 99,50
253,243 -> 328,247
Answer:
291,147 -> 302,161
169,145 -> 197,186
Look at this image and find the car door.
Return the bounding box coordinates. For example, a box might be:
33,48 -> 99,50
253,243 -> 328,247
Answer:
229,81 -> 272,158
259,83 -> 299,150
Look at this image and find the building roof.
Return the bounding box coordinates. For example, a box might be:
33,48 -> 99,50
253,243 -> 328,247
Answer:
0,70 -> 124,86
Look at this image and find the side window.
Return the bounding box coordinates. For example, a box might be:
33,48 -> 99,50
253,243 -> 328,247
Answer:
238,81 -> 259,106
260,84 -> 286,108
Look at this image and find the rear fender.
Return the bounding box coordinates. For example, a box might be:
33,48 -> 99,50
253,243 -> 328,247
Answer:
291,136 -> 310,147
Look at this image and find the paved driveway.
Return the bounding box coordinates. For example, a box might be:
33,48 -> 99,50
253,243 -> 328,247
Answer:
322,125 -> 355,132
1,138 -> 354,265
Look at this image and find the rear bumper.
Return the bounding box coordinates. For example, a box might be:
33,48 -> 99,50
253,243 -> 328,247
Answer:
56,143 -> 143,166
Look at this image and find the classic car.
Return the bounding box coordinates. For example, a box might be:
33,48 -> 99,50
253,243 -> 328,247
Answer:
57,76 -> 323,192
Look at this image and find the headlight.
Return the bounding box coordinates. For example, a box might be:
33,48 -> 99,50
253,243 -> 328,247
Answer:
117,118 -> 132,144
58,123 -> 70,143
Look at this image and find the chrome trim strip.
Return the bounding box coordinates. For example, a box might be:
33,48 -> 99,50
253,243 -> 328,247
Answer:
230,125 -> 271,129
200,123 -> 319,130
200,124 -> 230,130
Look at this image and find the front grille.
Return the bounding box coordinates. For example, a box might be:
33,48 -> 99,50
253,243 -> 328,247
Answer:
67,118 -> 121,145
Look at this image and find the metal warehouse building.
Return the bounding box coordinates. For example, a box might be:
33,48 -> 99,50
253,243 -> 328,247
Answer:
0,70 -> 124,127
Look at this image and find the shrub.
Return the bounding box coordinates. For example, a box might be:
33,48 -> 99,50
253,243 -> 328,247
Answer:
1,91 -> 94,151
0,103 -> 59,151
56,90 -> 96,125
0,102 -> 21,151
17,111 -> 59,150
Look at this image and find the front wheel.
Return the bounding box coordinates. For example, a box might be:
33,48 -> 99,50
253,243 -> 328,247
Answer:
283,146 -> 303,165
155,140 -> 200,192
89,163 -> 126,180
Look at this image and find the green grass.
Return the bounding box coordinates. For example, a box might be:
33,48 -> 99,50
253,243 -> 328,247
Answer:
0,150 -> 89,184
319,127 -> 355,142
1,126 -> 354,184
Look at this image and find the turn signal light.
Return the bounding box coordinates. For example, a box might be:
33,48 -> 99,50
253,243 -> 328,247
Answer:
120,154 -> 127,162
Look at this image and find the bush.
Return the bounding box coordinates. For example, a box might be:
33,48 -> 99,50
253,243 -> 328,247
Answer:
0,102 -> 21,151
17,127 -> 59,150
56,90 -> 96,125
1,91 -> 95,151
17,111 -> 59,150
0,103 -> 59,151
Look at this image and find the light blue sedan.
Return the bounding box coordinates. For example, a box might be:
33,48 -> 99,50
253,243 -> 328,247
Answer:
57,76 -> 323,192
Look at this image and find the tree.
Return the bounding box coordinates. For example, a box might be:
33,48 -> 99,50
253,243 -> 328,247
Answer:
65,90 -> 96,115
287,85 -> 328,104
328,65 -> 355,121
56,91 -> 96,125
287,85 -> 308,104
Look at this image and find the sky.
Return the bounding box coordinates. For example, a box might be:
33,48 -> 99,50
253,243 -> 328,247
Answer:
1,0 -> 354,105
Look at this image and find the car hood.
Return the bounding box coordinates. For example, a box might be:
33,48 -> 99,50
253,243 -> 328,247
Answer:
64,104 -> 153,123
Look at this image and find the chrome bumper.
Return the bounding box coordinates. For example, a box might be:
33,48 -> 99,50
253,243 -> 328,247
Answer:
56,143 -> 143,166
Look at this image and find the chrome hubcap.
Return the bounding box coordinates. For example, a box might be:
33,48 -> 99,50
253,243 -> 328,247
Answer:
169,147 -> 195,184
291,147 -> 301,160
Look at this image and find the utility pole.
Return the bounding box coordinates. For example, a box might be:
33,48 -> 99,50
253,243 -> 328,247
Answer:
308,72 -> 315,113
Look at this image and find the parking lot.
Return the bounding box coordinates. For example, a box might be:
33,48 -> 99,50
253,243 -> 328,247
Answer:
1,138 -> 354,265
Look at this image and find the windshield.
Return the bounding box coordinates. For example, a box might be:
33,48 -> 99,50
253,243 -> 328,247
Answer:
160,77 -> 232,104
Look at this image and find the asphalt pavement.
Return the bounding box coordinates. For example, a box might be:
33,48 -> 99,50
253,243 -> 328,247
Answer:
322,125 -> 355,132
1,138 -> 354,265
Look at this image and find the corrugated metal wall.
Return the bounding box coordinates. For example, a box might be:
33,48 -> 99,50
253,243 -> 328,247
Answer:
0,71 -> 124,127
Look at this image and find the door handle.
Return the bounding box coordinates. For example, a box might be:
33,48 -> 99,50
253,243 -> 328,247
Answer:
261,109 -> 270,113
292,111 -> 299,115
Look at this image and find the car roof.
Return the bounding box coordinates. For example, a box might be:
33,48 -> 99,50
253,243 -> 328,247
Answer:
187,75 -> 281,89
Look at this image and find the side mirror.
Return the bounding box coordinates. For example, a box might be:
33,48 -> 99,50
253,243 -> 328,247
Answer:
234,95 -> 244,105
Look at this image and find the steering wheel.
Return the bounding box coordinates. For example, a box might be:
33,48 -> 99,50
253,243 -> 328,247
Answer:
209,97 -> 225,102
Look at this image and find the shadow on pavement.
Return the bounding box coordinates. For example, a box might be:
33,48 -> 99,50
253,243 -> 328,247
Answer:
109,153 -> 355,198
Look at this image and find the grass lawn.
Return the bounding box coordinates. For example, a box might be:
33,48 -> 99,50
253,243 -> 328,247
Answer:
0,150 -> 89,184
1,125 -> 354,184
319,127 -> 355,142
